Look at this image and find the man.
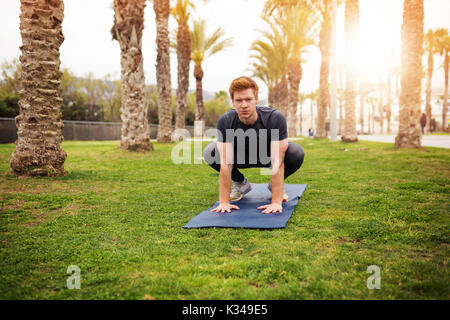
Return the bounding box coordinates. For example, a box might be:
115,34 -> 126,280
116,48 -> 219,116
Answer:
203,76 -> 304,214
420,112 -> 426,134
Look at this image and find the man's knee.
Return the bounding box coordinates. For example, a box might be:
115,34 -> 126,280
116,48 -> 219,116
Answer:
285,142 -> 304,169
203,141 -> 218,165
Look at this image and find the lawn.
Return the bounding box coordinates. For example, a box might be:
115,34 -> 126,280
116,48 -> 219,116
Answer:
0,138 -> 449,299
425,133 -> 450,136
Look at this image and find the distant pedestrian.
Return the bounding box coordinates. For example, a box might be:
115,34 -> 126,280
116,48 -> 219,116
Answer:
325,121 -> 330,136
430,118 -> 436,132
308,128 -> 314,137
420,113 -> 426,134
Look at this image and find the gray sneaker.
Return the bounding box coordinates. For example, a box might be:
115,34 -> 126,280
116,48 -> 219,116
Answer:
230,178 -> 252,202
268,181 -> 289,202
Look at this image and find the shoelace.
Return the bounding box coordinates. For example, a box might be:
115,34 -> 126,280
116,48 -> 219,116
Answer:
231,180 -> 246,193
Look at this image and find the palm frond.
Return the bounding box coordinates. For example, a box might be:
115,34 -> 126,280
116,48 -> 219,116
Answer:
189,18 -> 233,64
171,0 -> 195,24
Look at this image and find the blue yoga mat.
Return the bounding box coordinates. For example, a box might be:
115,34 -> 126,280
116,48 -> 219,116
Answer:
183,183 -> 307,229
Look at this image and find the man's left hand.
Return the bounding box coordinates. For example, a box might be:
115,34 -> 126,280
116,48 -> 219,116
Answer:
257,203 -> 283,214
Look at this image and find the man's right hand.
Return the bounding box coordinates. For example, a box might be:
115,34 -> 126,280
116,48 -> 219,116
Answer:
210,202 -> 240,213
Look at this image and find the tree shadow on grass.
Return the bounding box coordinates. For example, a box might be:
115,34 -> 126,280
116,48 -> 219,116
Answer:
1,169 -> 99,182
57,169 -> 154,183
56,169 -> 99,181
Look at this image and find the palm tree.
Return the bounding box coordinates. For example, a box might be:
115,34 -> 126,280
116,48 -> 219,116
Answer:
172,0 -> 194,132
264,1 -> 338,138
111,0 -> 153,151
443,36 -> 450,132
386,68 -> 393,134
377,78 -> 384,134
314,0 -> 332,138
369,95 -> 376,134
392,64 -> 402,133
263,3 -> 317,137
359,81 -> 369,134
435,29 -> 449,131
274,76 -> 289,117
395,0 -> 424,148
424,29 -> 447,133
425,29 -> 437,133
283,7 -> 317,137
306,90 -> 318,134
337,62 -> 344,135
154,0 -> 172,142
298,92 -> 308,134
10,0 -> 67,176
249,26 -> 289,110
190,19 -> 233,135
341,0 -> 359,142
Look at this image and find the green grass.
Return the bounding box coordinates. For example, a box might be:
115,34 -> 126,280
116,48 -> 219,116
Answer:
424,132 -> 450,136
0,139 -> 449,300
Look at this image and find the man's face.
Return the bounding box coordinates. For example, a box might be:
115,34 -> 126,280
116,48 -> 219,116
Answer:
232,88 -> 258,122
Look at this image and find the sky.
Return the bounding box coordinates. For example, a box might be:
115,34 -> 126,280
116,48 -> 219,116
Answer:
0,0 -> 449,101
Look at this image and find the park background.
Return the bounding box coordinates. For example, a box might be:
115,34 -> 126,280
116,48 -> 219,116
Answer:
0,0 -> 449,300
1,0 -> 450,135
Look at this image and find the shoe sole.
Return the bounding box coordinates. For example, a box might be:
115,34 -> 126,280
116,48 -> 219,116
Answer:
230,183 -> 252,202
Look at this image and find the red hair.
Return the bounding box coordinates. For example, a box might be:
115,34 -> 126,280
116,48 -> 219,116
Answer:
229,76 -> 258,100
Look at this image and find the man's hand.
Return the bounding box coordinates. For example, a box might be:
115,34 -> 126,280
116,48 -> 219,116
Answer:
257,203 -> 283,214
211,202 -> 240,213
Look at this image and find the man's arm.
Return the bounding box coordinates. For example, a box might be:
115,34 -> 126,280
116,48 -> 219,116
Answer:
257,138 -> 288,214
270,138 -> 288,204
210,142 -> 240,213
218,142 -> 233,204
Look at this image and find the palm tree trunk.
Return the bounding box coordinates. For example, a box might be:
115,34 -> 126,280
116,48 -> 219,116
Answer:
372,99 -> 376,134
279,75 -> 289,119
367,96 -> 371,134
154,0 -> 172,142
316,14 -> 331,138
299,102 -> 303,135
271,77 -> 289,119
339,98 -> 343,135
442,50 -> 448,132
387,72 -> 392,134
378,81 -> 384,134
271,80 -> 282,110
338,65 -> 344,135
194,63 -> 204,136
175,21 -> 191,132
10,0 -> 67,176
360,91 -> 364,134
112,0 -> 152,151
425,44 -> 433,133
268,86 -> 276,106
395,0 -> 424,148
287,58 -> 302,137
342,0 -> 359,142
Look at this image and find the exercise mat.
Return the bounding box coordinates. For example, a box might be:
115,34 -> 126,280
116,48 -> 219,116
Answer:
183,184 -> 307,229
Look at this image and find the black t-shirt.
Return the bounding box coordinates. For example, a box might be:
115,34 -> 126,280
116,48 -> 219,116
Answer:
216,106 -> 288,166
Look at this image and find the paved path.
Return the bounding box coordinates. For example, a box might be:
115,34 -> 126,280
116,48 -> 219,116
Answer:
180,135 -> 450,149
356,135 -> 450,149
